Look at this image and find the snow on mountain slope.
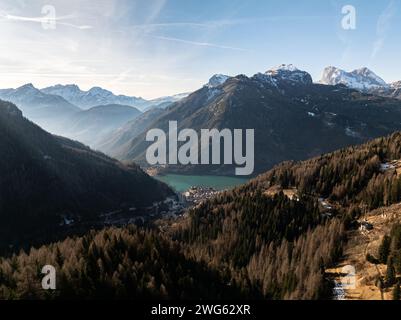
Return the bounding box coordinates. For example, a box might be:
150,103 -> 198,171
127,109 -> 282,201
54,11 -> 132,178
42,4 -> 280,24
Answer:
320,66 -> 389,91
42,84 -> 190,111
206,74 -> 231,88
42,84 -> 147,110
265,64 -> 313,86
0,83 -> 80,116
105,63 -> 401,176
0,83 -> 81,136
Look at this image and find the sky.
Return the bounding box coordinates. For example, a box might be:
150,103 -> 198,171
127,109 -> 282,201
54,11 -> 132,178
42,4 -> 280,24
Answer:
0,0 -> 400,99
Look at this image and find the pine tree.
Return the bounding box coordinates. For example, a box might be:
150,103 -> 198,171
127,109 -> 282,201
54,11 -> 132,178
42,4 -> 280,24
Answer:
379,235 -> 391,264
393,283 -> 401,300
386,257 -> 396,287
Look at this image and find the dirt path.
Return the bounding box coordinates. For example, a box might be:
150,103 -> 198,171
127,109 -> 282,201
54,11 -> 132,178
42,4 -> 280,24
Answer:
364,234 -> 384,300
327,203 -> 401,300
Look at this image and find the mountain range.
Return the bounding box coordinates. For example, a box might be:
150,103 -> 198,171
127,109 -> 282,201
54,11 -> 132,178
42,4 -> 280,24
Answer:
0,83 -> 189,145
97,64 -> 401,176
42,84 -> 189,111
0,83 -> 80,133
2,64 -> 401,177
42,84 -> 147,110
1,63 -> 401,300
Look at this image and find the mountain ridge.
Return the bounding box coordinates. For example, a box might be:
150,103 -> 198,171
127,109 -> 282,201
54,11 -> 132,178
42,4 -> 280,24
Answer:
320,66 -> 401,99
0,99 -> 172,250
98,65 -> 401,176
58,103 -> 142,147
42,84 -> 147,110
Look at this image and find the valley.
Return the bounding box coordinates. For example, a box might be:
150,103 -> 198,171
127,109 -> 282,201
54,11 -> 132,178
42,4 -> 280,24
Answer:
0,100 -> 173,252
3,0 -> 401,310
1,64 -> 401,301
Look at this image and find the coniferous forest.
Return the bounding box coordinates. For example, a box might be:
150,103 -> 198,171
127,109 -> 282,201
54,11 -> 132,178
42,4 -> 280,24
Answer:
4,129 -> 401,299
0,226 -> 244,299
3,2 -> 401,314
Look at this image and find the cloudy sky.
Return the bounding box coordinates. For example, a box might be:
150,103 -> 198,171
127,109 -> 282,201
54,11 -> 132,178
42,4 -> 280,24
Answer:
0,0 -> 400,99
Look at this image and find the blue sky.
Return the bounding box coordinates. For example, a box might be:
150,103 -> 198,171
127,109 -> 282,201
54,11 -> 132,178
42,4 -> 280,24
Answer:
0,0 -> 400,98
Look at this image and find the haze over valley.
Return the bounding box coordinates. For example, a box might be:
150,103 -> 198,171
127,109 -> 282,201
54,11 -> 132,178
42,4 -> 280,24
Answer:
2,64 -> 401,176
2,0 -> 401,303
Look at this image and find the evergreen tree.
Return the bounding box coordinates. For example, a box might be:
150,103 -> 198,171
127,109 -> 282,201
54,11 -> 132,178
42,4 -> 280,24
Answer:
393,283 -> 401,300
386,257 -> 396,287
379,236 -> 391,264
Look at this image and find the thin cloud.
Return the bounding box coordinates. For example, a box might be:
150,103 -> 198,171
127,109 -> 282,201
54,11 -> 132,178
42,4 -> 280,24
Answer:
0,11 -> 93,30
371,0 -> 397,60
145,0 -> 167,24
130,16 -> 327,32
153,35 -> 249,52
130,19 -> 244,31
57,22 -> 93,30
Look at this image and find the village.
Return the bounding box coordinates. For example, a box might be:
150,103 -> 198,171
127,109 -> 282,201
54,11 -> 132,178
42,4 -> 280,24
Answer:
58,185 -> 223,230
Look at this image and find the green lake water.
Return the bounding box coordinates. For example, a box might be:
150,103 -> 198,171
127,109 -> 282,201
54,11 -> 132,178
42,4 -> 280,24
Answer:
154,174 -> 249,192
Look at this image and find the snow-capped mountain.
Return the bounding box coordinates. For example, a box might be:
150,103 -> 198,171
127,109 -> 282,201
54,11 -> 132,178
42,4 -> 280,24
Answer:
101,63 -> 401,176
206,74 -> 231,88
320,66 -> 389,91
0,83 -> 79,117
265,64 -> 313,85
0,83 -> 81,134
42,84 -> 147,110
252,64 -> 313,88
0,83 -> 46,102
319,66 -> 401,100
42,84 -> 190,111
40,84 -> 82,101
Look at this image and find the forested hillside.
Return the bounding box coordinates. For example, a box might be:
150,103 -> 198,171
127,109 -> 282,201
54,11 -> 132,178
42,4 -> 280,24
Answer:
171,131 -> 401,299
2,104 -> 401,299
250,132 -> 401,209
0,226 -> 243,300
174,189 -> 344,299
0,100 -> 172,251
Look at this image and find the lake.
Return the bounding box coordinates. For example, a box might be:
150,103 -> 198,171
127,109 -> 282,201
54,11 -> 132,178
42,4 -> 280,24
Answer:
154,174 -> 249,192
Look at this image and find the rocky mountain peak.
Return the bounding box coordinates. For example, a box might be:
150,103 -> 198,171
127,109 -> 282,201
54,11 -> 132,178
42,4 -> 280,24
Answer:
265,64 -> 313,85
320,66 -> 388,91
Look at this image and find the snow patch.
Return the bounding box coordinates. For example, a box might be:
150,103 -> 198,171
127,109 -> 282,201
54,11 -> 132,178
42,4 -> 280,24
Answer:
345,127 -> 359,138
206,74 -> 230,88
